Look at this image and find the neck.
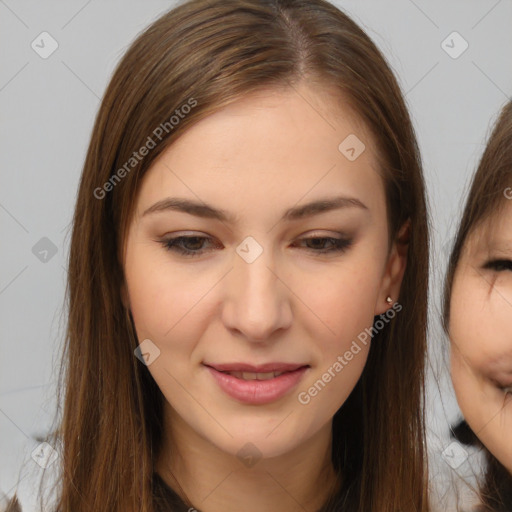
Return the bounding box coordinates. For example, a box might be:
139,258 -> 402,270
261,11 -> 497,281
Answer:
156,406 -> 339,512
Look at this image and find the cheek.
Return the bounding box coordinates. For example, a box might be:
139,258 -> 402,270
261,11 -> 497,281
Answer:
449,275 -> 485,394
305,266 -> 381,343
449,277 -> 485,427
300,242 -> 387,345
450,272 -> 512,378
449,273 -> 492,386
124,242 -> 217,345
291,256 -> 385,409
449,280 -> 478,352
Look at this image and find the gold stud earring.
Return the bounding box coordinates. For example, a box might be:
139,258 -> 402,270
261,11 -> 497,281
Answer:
386,296 -> 393,304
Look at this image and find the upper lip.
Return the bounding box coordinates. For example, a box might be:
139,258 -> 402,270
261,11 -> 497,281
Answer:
204,362 -> 309,373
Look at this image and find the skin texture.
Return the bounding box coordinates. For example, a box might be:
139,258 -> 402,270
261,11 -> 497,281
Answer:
449,200 -> 512,475
122,83 -> 408,512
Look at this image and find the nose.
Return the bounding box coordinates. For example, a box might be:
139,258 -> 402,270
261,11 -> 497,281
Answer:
221,244 -> 293,342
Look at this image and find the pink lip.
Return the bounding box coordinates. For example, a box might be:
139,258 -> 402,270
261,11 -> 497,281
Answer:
205,362 -> 307,373
204,363 -> 310,405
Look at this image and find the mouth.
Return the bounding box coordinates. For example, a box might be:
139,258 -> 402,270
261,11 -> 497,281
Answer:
203,362 -> 309,380
203,362 -> 310,404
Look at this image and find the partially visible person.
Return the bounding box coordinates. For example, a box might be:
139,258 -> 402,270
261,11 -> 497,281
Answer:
444,100 -> 512,511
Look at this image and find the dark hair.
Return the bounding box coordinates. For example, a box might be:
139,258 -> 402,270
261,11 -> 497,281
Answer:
6,0 -> 430,510
443,100 -> 512,511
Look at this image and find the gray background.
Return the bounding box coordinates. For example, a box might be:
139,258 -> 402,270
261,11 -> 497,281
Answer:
1,0 -> 511,509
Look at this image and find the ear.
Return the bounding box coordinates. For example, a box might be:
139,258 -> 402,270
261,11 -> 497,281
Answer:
374,219 -> 410,315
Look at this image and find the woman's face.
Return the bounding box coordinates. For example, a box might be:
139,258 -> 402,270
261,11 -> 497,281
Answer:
449,200 -> 512,474
123,84 -> 406,461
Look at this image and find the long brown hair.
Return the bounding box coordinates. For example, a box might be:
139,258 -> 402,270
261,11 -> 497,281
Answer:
7,1 -> 430,510
443,100 -> 512,511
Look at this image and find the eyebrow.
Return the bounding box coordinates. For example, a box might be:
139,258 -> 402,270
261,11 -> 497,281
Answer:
142,195 -> 369,223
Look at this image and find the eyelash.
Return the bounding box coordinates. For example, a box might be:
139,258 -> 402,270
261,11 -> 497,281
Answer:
483,259 -> 512,272
159,235 -> 353,257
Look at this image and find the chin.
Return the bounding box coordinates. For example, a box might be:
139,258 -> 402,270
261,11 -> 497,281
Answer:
204,419 -> 312,462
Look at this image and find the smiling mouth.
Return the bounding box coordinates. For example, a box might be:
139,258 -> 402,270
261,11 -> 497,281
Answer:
203,363 -> 310,405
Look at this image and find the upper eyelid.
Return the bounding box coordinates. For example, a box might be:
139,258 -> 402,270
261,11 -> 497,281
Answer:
162,229 -> 351,239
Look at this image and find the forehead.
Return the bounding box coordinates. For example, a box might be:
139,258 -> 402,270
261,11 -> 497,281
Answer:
166,83 -> 376,161
462,200 -> 512,259
133,83 -> 385,222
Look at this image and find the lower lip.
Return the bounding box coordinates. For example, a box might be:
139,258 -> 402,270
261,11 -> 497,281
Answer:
205,365 -> 309,405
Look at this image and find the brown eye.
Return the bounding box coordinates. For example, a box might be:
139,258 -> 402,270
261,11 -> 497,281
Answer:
160,235 -> 221,257
293,236 -> 353,254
